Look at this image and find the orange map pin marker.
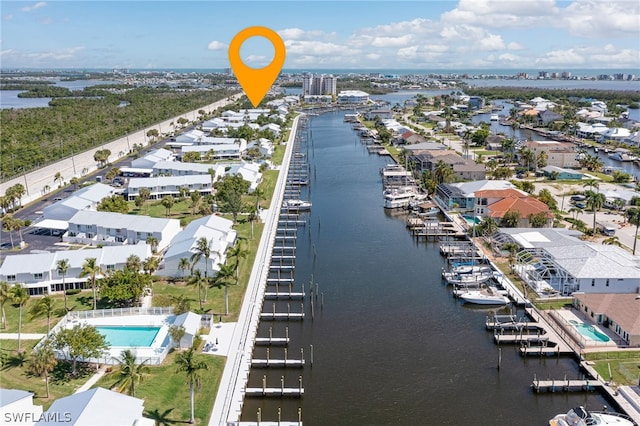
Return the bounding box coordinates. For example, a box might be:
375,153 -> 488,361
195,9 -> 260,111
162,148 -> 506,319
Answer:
228,26 -> 286,108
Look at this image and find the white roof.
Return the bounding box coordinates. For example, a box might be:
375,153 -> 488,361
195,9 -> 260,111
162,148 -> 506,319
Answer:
68,210 -> 178,234
152,161 -> 223,175
450,180 -> 517,197
36,387 -> 146,426
33,219 -> 69,230
127,175 -> 211,189
0,244 -> 151,276
0,389 -> 34,407
173,311 -> 201,336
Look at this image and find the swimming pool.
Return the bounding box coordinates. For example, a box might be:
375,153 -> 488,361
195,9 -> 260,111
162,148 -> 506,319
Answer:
568,320 -> 610,343
462,215 -> 481,225
96,326 -> 161,347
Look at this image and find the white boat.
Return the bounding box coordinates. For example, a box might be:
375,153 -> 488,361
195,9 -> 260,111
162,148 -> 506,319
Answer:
450,265 -> 493,275
608,151 -> 635,162
459,286 -> 510,305
549,406 -> 634,426
490,114 -> 499,121
283,199 -> 312,211
443,272 -> 493,286
383,186 -> 424,209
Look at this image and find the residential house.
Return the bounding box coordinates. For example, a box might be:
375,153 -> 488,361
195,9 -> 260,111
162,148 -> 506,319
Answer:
468,96 -> 484,110
180,143 -> 242,160
64,210 -> 180,251
525,140 -> 577,168
599,127 -> 631,143
175,129 -> 206,144
575,122 -> 609,139
172,312 -> 202,349
498,228 -> 640,295
40,183 -> 115,223
126,175 -> 213,200
473,188 -> 554,227
152,161 -> 225,178
35,387 -> 154,426
537,109 -> 563,126
485,134 -> 506,151
131,148 -> 174,169
259,123 -> 281,138
572,293 -> 640,347
435,180 -> 517,212
541,165 -> 584,180
224,162 -> 263,192
365,109 -> 393,120
409,150 -> 486,181
0,244 -> 151,295
159,215 -> 236,278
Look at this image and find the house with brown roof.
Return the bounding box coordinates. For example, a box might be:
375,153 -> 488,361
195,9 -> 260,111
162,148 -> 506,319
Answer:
473,188 -> 554,227
573,293 -> 640,347
409,150 -> 486,181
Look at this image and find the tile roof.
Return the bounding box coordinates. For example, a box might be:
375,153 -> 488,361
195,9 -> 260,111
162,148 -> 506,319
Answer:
487,196 -> 553,219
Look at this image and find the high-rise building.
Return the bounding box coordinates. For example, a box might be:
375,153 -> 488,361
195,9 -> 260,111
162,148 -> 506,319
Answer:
302,74 -> 337,96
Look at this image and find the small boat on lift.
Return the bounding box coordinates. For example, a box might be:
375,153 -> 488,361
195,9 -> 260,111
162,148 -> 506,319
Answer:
283,199 -> 312,212
458,286 -> 510,305
549,406 -> 634,426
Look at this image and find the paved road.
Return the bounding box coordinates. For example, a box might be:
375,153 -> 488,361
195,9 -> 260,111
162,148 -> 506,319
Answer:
1,94 -> 241,206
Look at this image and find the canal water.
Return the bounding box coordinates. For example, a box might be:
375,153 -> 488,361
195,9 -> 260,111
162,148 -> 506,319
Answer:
241,110 -> 609,425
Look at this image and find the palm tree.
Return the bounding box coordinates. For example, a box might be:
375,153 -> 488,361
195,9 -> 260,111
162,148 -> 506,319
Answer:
188,269 -> 206,311
501,242 -> 520,270
125,255 -> 141,272
10,284 -> 29,352
0,281 -> 10,329
227,242 -> 248,284
178,257 -> 190,280
56,259 -> 70,312
29,295 -> 55,333
29,342 -> 57,398
146,236 -> 159,254
161,195 -> 175,217
54,172 -> 63,188
215,263 -> 235,316
2,216 -> 16,249
190,237 -> 212,300
602,236 -> 622,247
479,217 -> 499,238
582,178 -> 600,193
80,257 -> 102,310
112,349 -> 150,397
585,190 -> 606,233
434,160 -> 454,184
143,257 -> 160,276
175,348 -> 209,424
626,207 -> 640,255
138,188 -> 151,214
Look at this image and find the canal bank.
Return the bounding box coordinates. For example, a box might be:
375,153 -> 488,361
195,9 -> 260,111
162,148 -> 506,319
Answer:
238,110 -> 614,425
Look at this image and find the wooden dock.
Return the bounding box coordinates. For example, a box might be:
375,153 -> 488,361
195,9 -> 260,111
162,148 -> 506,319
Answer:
251,359 -> 305,368
264,292 -> 305,299
255,337 -> 290,346
260,313 -> 304,321
485,315 -> 540,331
532,378 -> 603,392
494,334 -> 549,344
244,388 -> 304,397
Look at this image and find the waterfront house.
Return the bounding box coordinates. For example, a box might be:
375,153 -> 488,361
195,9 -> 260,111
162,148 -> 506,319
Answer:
435,180 -> 517,212
409,150 -> 486,181
525,140 -> 577,168
575,122 -> 609,139
126,175 -> 213,200
159,214 -> 236,278
599,127 -> 631,143
537,109 -> 563,126
473,189 -> 554,228
337,90 -> 370,104
485,134 -> 506,151
259,123 -> 281,138
1,389 -> 42,426
572,293 -> 640,347
497,228 -> 640,296
180,143 -> 243,160
224,162 -> 263,193
152,161 -> 225,178
35,387 -> 154,426
0,244 -> 151,295
600,188 -> 640,209
64,210 -> 180,251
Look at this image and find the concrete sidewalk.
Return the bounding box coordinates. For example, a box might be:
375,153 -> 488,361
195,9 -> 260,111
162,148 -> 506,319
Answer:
0,333 -> 46,339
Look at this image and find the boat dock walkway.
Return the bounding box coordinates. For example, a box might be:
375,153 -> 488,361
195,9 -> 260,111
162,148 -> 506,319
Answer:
532,377 -> 604,392
244,388 -> 304,397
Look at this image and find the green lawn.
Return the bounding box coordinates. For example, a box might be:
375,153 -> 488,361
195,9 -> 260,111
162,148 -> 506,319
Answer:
92,349 -> 224,425
0,339 -> 97,409
585,351 -> 640,386
0,291 -> 96,335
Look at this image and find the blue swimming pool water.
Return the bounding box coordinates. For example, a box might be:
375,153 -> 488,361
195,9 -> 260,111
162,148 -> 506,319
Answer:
462,215 -> 481,225
568,320 -> 610,343
96,326 -> 161,347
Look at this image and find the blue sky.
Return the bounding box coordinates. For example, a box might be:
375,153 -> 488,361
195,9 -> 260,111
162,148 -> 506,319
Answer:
1,1 -> 639,70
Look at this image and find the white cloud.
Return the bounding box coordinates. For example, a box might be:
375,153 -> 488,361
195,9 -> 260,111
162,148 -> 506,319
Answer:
278,28 -> 334,41
371,34 -> 413,48
3,14 -> 13,21
535,48 -> 587,66
507,42 -> 524,50
21,2 -> 47,13
207,41 -> 227,51
441,0 -> 559,27
476,34 -> 505,51
562,0 -> 640,38
284,40 -> 356,57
